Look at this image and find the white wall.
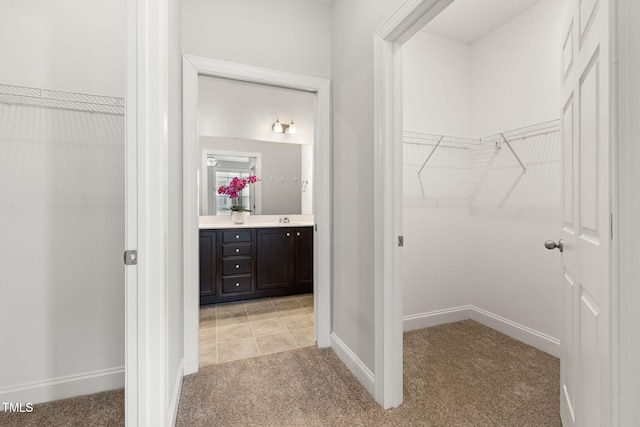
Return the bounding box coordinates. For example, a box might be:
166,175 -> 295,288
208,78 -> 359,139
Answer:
0,0 -> 125,403
0,0 -> 124,97
332,0 -> 404,373
467,0 -> 565,343
403,32 -> 472,137
200,137 -> 304,215
198,75 -> 316,145
469,0 -> 565,136
183,0 -> 331,79
402,32 -> 474,322
401,0 -> 565,348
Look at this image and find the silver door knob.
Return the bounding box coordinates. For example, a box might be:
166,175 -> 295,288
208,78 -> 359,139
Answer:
544,239 -> 564,252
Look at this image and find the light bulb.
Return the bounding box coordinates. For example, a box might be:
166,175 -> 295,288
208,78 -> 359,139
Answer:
286,120 -> 296,134
272,118 -> 283,133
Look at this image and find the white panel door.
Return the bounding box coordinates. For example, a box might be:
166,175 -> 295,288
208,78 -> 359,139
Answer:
559,0 -> 611,426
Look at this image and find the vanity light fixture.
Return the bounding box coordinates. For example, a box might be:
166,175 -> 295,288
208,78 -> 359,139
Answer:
272,118 -> 283,133
272,118 -> 296,134
285,120 -> 296,134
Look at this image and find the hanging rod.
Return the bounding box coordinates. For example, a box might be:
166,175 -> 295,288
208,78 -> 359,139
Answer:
404,130 -> 480,146
404,140 -> 469,150
0,83 -> 124,115
480,119 -> 560,145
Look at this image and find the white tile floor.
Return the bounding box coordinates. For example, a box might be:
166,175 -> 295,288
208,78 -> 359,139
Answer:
199,293 -> 315,366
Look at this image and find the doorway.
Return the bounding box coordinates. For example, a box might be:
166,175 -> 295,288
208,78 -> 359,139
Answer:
373,0 -> 620,420
182,56 -> 332,374
401,0 -> 565,350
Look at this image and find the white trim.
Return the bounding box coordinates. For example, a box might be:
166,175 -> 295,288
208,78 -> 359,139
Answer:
615,0 -> 640,423
167,359 -> 184,426
373,0 -> 453,410
183,56 -> 332,376
330,332 -> 376,397
183,56 -> 200,375
469,307 -> 561,358
402,306 -> 561,358
130,0 -> 170,425
0,367 -> 124,405
124,0 -> 139,424
403,306 -> 472,331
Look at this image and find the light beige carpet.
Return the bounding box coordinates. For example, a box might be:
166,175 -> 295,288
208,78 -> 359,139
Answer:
177,320 -> 560,426
0,320 -> 561,426
0,388 -> 124,427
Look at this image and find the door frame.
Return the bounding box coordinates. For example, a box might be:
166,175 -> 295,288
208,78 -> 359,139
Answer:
372,0 -> 634,416
182,56 -> 332,374
125,0 -> 170,425
373,0 -> 454,409
614,0 -> 640,423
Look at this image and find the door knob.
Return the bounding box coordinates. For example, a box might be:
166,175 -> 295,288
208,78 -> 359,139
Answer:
544,239 -> 564,252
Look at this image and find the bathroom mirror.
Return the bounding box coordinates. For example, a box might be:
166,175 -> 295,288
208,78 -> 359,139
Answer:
200,136 -> 312,216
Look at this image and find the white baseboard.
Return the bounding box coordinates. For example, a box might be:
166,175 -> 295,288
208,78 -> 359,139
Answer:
470,306 -> 561,358
0,366 -> 125,405
168,359 -> 184,427
403,306 -> 472,331
330,332 -> 376,397
402,306 -> 561,358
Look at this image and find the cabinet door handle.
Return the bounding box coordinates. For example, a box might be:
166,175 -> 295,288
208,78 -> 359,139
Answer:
297,232 -> 301,236
287,233 -> 290,237
235,248 -> 240,253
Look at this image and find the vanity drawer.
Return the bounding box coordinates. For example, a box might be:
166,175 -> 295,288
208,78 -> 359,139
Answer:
222,258 -> 252,275
222,230 -> 252,243
222,276 -> 251,293
223,243 -> 251,257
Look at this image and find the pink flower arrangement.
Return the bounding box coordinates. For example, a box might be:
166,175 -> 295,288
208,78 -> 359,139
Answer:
217,175 -> 259,212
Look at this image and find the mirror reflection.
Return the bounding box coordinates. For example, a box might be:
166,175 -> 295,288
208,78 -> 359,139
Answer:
200,137 -> 312,216
204,153 -> 259,216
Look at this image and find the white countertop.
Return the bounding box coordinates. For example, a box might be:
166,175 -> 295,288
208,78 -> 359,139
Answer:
199,214 -> 314,230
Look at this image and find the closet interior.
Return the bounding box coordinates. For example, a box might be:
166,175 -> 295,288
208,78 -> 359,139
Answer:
402,0 -> 565,356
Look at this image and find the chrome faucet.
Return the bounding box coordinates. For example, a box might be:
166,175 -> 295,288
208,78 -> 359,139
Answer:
279,216 -> 290,223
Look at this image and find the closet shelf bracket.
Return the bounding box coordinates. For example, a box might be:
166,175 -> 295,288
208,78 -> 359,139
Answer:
500,133 -> 527,173
417,135 -> 444,176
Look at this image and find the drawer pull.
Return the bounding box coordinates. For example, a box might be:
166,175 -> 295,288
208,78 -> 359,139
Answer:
287,232 -> 290,237
235,264 -> 240,269
235,282 -> 240,287
297,232 -> 300,236
235,248 -> 240,253
235,234 -> 240,239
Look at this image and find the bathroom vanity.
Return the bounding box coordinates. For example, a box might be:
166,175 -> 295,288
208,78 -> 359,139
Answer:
199,222 -> 313,305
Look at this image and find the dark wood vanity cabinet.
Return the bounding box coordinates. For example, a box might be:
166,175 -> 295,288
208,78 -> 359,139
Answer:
294,227 -> 313,288
256,228 -> 295,290
199,231 -> 217,300
200,226 -> 313,305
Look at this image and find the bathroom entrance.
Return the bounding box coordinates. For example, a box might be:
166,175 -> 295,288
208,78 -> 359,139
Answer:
182,57 -> 332,373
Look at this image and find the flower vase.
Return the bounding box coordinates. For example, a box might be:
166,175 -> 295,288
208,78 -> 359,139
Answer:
231,211 -> 247,224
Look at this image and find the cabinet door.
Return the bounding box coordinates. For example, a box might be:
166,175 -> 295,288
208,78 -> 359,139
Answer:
199,231 -> 217,299
295,227 -> 313,289
256,228 -> 294,290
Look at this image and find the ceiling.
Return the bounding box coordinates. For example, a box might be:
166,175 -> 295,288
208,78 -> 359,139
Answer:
422,0 -> 542,44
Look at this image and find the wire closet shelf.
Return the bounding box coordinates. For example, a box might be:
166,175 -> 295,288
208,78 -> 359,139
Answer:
0,83 -> 124,115
405,119 -> 560,176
